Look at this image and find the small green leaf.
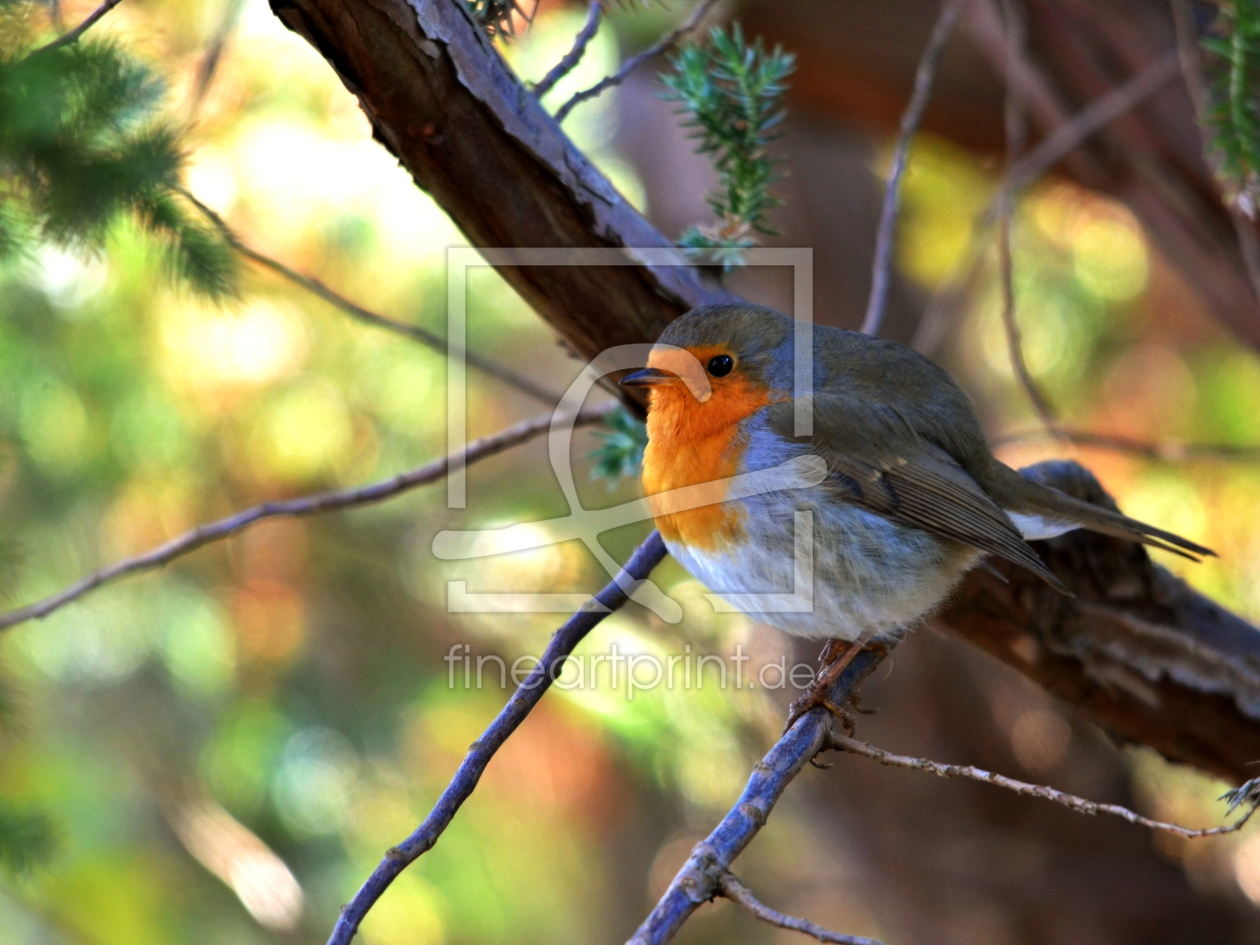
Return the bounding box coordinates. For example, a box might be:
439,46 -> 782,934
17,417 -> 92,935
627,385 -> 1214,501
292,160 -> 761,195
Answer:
589,405 -> 647,486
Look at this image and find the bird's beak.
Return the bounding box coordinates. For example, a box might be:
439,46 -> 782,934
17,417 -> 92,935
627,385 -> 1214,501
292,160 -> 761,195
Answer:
619,367 -> 673,388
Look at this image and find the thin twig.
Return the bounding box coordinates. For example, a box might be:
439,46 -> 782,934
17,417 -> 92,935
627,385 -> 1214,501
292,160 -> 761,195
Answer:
831,735 -> 1258,839
327,530 -> 668,945
181,189 -> 558,405
996,0 -> 1060,434
1169,0 -> 1260,307
860,0 -> 963,337
533,1 -> 602,99
717,873 -> 885,945
554,0 -> 720,123
31,0 -> 123,54
628,649 -> 887,945
992,427 -> 1260,462
911,53 -> 1180,356
0,404 -> 615,632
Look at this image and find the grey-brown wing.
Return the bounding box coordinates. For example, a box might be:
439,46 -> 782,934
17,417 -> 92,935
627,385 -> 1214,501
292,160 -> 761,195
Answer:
767,399 -> 1071,595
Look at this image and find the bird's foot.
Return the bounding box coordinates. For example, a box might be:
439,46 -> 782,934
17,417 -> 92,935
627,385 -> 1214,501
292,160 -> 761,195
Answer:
783,637 -> 888,734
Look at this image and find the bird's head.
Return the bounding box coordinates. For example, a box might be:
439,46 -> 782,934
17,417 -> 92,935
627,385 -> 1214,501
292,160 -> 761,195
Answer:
620,303 -> 794,436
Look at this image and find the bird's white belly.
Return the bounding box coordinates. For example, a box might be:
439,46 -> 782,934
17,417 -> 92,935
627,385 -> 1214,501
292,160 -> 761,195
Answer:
664,496 -> 982,641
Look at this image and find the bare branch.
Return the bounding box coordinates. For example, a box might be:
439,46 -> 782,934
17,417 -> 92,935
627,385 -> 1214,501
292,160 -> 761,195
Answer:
717,872 -> 885,945
995,0 -> 1060,433
182,189 -> 559,405
913,52 -> 1181,357
532,1 -> 602,100
0,404 -> 615,632
628,649 -> 887,945
31,0 -> 124,54
861,0 -> 963,337
554,0 -> 721,123
1005,52 -> 1179,193
327,530 -> 668,945
831,735 -> 1258,840
992,427 -> 1260,462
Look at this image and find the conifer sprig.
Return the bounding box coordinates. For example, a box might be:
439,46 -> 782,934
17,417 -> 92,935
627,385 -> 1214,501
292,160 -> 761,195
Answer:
589,404 -> 647,486
0,14 -> 236,296
661,24 -> 795,269
1202,0 -> 1260,216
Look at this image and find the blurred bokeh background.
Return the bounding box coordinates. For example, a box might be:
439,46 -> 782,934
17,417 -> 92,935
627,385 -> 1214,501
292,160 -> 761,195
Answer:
2,0 -> 1260,943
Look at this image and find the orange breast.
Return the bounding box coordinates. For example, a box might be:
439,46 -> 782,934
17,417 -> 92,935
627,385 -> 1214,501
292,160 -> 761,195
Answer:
640,353 -> 780,552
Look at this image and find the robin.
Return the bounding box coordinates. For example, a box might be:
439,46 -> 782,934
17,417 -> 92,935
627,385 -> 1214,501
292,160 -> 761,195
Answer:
619,303 -> 1211,721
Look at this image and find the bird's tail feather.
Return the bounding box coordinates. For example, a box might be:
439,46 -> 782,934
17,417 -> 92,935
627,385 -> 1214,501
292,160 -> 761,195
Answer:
1010,477 -> 1214,561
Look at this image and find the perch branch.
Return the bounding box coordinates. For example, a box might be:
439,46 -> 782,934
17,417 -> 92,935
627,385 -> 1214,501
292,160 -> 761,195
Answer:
532,1 -> 601,99
0,404 -> 615,632
554,0 -> 721,123
627,649 -> 886,945
717,872 -> 885,945
831,735 -> 1258,839
327,530 -> 669,945
861,0 -> 963,337
183,190 -> 558,405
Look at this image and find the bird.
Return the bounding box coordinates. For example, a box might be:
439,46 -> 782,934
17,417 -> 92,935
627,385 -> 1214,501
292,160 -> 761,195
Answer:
619,302 -> 1212,721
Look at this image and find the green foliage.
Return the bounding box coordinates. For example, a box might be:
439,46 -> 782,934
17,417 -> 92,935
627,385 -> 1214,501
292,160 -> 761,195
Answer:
464,0 -> 536,38
1202,0 -> 1260,215
661,24 -> 794,269
0,12 -> 236,295
0,806 -> 55,875
589,404 -> 647,485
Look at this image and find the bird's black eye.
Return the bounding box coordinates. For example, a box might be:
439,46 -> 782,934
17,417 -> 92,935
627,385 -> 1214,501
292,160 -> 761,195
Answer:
707,354 -> 734,377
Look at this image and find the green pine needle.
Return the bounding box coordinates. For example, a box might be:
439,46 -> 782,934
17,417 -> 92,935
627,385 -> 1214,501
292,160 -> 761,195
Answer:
0,18 -> 236,296
589,405 -> 647,486
1202,1 -> 1260,215
0,807 -> 55,875
661,24 -> 795,270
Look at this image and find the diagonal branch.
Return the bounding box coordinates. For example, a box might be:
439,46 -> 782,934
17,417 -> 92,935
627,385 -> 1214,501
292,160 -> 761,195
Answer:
0,404 -> 614,632
717,872 -> 885,945
831,735 -> 1258,839
554,0 -> 720,123
31,0 -> 124,55
327,530 -> 668,945
182,189 -> 559,405
627,649 -> 886,945
861,0 -> 963,337
532,1 -> 602,99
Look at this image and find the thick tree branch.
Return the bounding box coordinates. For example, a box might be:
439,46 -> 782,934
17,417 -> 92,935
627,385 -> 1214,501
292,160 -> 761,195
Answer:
268,0 -> 734,367
327,530 -> 668,945
0,404 -> 614,631
831,735 -> 1257,839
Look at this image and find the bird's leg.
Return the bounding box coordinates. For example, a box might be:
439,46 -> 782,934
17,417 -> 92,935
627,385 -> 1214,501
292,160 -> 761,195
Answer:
784,636 -> 885,733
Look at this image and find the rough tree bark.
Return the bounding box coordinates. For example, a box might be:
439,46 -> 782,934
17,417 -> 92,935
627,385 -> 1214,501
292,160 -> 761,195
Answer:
268,0 -> 1260,782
